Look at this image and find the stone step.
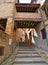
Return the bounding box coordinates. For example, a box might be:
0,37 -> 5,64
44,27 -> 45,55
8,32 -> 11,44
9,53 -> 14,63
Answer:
13,63 -> 47,65
19,48 -> 35,50
19,49 -> 36,51
14,57 -> 44,62
12,46 -> 47,65
19,47 -> 35,49
18,51 -> 37,53
13,61 -> 46,64
16,55 -> 41,58
17,51 -> 38,54
16,54 -> 40,57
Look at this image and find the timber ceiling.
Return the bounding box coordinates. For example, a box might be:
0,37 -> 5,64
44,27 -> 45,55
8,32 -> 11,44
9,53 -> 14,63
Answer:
14,20 -> 41,29
15,4 -> 40,12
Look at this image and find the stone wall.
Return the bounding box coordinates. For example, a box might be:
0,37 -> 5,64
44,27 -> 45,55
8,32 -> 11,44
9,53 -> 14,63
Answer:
45,20 -> 48,33
0,0 -> 15,3
16,29 -> 19,44
0,3 -> 15,18
35,21 -> 48,51
0,0 -> 17,61
0,30 -> 12,62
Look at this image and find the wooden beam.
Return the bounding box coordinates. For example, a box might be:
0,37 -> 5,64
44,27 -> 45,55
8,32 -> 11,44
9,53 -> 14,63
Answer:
16,4 -> 40,12
15,20 -> 40,28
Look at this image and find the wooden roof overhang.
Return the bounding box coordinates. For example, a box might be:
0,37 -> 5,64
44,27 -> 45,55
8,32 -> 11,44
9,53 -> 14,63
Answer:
14,20 -> 41,29
15,4 -> 40,12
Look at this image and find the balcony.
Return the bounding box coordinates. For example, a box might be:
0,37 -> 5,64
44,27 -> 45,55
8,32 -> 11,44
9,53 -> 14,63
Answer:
15,12 -> 41,21
14,12 -> 41,28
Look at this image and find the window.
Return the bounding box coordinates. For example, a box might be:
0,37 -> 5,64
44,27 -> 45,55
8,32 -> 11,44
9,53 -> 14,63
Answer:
41,28 -> 46,39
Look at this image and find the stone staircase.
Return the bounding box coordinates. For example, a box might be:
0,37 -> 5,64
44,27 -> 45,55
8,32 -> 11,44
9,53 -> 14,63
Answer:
12,46 -> 47,65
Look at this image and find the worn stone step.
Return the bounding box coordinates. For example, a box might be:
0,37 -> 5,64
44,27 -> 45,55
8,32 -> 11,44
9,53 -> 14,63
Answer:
12,46 -> 47,65
19,49 -> 35,51
13,63 -> 47,65
19,48 -> 35,50
19,47 -> 34,49
19,46 -> 34,48
18,51 -> 37,53
16,55 -> 41,58
16,54 -> 40,57
19,49 -> 36,51
17,51 -> 38,54
13,61 -> 46,64
14,57 -> 44,62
